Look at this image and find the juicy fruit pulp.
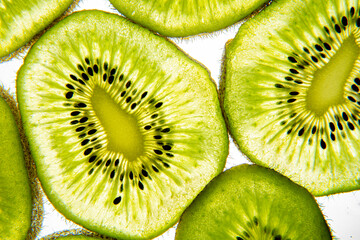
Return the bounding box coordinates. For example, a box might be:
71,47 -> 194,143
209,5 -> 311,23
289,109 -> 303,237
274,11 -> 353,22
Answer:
175,164 -> 332,240
0,0 -> 75,59
222,0 -> 360,196
109,0 -> 270,37
17,10 -> 228,239
0,92 -> 32,240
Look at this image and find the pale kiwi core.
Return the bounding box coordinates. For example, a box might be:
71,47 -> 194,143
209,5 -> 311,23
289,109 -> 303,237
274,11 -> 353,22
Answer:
91,86 -> 144,161
306,34 -> 360,115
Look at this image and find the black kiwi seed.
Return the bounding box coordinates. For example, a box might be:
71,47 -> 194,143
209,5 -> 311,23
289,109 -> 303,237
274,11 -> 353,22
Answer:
351,84 -> 359,92
320,139 -> 326,149
315,44 -> 323,52
80,117 -> 88,123
334,24 -> 341,33
141,169 -> 149,177
274,235 -> 282,240
65,92 -> 74,99
110,170 -> 115,179
77,64 -> 84,71
71,111 -> 81,116
288,56 -> 297,63
341,16 -> 348,26
84,148 -> 93,155
289,68 -> 299,74
70,74 -> 78,80
81,139 -> 90,146
93,64 -> 99,73
323,42 -> 331,50
88,129 -> 97,135
87,67 -> 93,76
108,75 -> 115,84
113,196 -> 122,205
89,155 -> 96,163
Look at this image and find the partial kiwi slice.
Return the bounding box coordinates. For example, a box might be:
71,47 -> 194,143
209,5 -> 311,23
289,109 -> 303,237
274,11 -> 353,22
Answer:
17,10 -> 228,240
0,0 -> 76,59
175,164 -> 333,240
0,87 -> 44,239
221,0 -> 360,196
109,0 -> 271,37
0,88 -> 32,240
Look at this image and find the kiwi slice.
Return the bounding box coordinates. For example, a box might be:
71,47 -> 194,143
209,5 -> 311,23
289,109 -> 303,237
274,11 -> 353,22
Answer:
0,87 -> 44,239
221,0 -> 360,196
0,88 -> 32,240
0,0 -> 76,59
17,10 -> 228,239
109,0 -> 271,37
175,164 -> 333,240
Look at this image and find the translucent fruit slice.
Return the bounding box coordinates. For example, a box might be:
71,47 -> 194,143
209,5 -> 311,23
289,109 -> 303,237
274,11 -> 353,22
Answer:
222,0 -> 360,196
109,0 -> 270,37
175,164 -> 332,240
0,0 -> 75,59
0,92 -> 32,240
17,10 -> 228,240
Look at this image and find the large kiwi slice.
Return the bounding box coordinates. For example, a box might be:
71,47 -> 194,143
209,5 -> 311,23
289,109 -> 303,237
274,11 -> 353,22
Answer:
221,0 -> 360,196
175,164 -> 333,240
17,10 -> 228,239
0,88 -> 32,240
0,0 -> 76,59
109,0 -> 270,37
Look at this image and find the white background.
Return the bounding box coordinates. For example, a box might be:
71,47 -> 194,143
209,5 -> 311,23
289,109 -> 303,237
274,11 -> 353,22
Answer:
1,0 -> 360,239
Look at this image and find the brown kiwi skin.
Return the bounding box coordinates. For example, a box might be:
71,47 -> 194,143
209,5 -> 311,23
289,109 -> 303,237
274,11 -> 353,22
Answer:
0,86 -> 44,240
39,229 -> 116,240
0,0 -> 80,63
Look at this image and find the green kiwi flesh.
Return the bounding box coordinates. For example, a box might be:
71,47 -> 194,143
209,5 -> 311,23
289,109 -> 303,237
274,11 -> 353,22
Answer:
109,0 -> 270,37
0,88 -> 32,240
221,0 -> 360,196
17,10 -> 228,240
175,164 -> 332,240
0,0 -> 75,59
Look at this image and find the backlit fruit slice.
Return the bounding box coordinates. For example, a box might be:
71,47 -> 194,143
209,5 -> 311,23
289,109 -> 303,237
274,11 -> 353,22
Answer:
0,90 -> 32,240
175,164 -> 333,240
109,0 -> 270,37
17,10 -> 228,240
221,0 -> 360,196
0,0 -> 75,59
